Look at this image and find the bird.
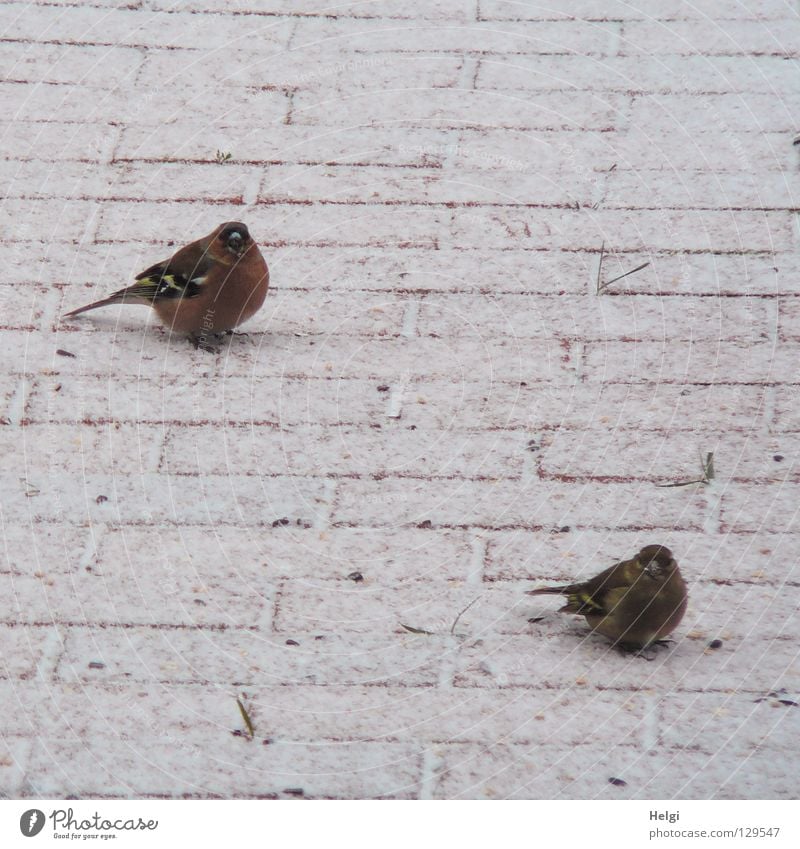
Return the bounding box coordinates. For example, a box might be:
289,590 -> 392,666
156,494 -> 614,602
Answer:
63,222 -> 269,349
527,544 -> 688,651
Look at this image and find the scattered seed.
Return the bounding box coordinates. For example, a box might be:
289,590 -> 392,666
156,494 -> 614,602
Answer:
56,349 -> 76,358
88,661 -> 105,670
595,240 -> 605,294
347,571 -> 364,583
601,261 -> 651,292
236,696 -> 255,738
401,623 -> 434,635
451,596 -> 481,634
21,479 -> 40,497
657,451 -> 715,488
95,495 -> 108,504
708,639 -> 723,650
285,639 -> 299,646
608,777 -> 627,787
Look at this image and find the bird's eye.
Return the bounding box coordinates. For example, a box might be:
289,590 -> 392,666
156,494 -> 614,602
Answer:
226,231 -> 243,249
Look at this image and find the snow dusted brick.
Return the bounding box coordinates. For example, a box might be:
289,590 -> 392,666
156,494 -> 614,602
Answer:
139,50 -> 466,92
536,429 -> 800,484
93,523 -> 472,584
476,55 -> 800,95
291,89 -> 625,131
294,18 -> 620,55
479,0 -> 791,21
1,197 -> 101,244
583,339 -> 797,384
2,0 -> 799,802
114,124 -> 460,167
720,484 -> 800,532
260,164 -> 602,208
0,120 -> 119,163
332,478 -> 708,529
0,624 -> 57,680
429,740 -> 797,799
484,528 -> 800,584
621,18 -> 800,55
773,387 -> 800,431
56,627 -> 444,688
2,5 -> 294,51
630,92 -> 800,136
604,169 -> 800,210
0,470 -> 329,526
149,0 -> 477,19
161,422 -> 526,479
24,735 -> 424,798
417,293 -> 771,341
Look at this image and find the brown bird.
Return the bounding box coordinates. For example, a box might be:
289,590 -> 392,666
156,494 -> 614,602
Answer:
64,222 -> 270,348
527,544 -> 688,651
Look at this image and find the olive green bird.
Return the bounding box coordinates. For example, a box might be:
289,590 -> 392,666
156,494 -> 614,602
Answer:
527,544 -> 688,651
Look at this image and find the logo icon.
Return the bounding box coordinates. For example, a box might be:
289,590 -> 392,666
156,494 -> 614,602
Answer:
19,810 -> 45,837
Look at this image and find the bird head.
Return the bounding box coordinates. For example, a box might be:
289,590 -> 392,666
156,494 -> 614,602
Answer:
215,222 -> 252,259
637,544 -> 674,578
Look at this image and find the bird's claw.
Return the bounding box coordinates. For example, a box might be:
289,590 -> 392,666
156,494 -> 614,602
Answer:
189,333 -> 220,353
618,638 -> 674,661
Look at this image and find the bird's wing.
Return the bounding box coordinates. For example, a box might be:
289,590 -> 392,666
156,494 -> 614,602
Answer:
132,246 -> 213,302
560,559 -> 640,614
63,243 -> 215,319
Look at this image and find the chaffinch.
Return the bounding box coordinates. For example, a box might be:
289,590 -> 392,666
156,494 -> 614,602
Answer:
64,222 -> 269,348
527,544 -> 688,651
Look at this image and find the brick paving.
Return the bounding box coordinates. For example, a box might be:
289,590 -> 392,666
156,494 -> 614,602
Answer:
1,0 -> 799,799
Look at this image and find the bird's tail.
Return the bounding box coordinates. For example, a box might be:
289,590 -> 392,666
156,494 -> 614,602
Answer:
526,585 -> 569,596
529,585 -> 603,615
63,288 -> 147,319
